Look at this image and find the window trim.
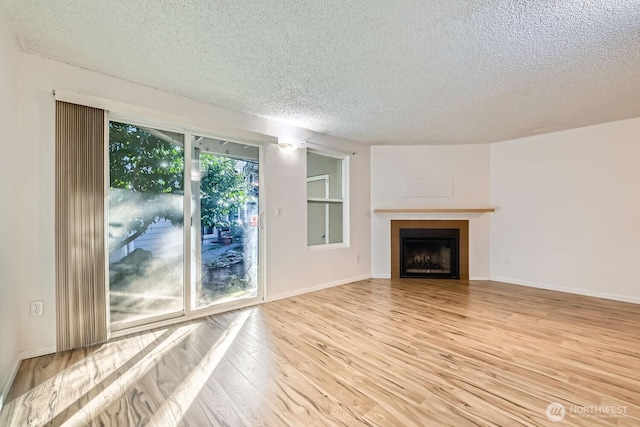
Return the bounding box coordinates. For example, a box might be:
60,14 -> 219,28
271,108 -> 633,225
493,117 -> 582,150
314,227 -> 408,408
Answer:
306,148 -> 350,249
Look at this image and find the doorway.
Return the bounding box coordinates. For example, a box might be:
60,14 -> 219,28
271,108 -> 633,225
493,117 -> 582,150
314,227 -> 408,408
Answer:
107,119 -> 263,330
192,137 -> 260,308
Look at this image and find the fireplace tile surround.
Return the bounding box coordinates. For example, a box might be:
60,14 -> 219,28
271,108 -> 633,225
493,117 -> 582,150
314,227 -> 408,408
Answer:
391,220 -> 469,280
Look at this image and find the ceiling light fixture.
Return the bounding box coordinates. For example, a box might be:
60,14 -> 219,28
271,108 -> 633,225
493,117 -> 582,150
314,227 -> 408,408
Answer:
277,139 -> 299,154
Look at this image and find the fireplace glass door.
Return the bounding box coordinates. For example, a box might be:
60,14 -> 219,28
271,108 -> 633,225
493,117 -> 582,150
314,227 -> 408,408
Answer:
400,228 -> 460,279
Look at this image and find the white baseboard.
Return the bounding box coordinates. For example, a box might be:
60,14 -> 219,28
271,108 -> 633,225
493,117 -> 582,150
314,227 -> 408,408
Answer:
371,274 -> 488,280
266,274 -> 371,302
490,276 -> 640,304
0,347 -> 55,413
19,345 -> 56,360
0,357 -> 21,413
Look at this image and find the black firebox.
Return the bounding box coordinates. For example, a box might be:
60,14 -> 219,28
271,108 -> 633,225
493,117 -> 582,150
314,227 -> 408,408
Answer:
400,228 -> 459,279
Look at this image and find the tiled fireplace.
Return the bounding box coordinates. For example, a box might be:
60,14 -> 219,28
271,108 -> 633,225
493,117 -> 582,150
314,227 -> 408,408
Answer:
391,220 -> 469,280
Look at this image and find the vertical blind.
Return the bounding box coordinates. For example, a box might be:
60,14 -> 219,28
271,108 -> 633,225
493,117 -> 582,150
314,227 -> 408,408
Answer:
55,101 -> 108,351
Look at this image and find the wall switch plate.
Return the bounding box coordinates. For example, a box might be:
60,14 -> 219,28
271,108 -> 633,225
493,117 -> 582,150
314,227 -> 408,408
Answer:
30,300 -> 43,317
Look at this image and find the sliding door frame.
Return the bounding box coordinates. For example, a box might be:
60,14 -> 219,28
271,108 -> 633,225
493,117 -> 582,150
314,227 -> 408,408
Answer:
106,111 -> 266,337
186,130 -> 265,317
107,114 -> 188,332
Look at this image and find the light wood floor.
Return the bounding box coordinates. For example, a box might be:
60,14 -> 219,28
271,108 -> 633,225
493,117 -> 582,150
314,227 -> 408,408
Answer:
2,279 -> 640,426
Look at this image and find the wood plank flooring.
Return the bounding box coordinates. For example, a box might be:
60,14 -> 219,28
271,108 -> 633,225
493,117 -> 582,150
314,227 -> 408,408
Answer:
2,279 -> 640,426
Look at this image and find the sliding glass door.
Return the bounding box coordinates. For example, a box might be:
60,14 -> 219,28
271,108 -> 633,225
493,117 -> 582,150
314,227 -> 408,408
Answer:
191,137 -> 260,308
108,122 -> 185,326
108,119 -> 263,330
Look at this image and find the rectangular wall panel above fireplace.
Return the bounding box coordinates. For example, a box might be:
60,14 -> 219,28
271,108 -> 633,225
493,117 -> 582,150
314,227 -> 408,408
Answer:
391,220 -> 469,280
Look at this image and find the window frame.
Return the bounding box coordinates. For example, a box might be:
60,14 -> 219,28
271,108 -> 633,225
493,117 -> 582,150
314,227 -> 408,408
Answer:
306,148 -> 350,250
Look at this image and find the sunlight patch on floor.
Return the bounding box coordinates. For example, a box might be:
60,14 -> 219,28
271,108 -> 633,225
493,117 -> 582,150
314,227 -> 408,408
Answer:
148,310 -> 251,425
61,322 -> 199,426
0,327 -> 168,426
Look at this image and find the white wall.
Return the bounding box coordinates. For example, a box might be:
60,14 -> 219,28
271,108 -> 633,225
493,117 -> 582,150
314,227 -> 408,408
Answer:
490,117 -> 640,302
266,144 -> 370,299
371,145 -> 491,279
16,52 -> 371,356
0,7 -> 21,408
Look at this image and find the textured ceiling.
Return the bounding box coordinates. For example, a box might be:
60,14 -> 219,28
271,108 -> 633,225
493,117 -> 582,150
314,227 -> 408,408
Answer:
4,0 -> 640,144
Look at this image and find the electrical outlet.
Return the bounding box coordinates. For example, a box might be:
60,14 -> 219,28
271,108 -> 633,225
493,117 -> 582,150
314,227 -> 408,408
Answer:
355,254 -> 360,263
30,300 -> 43,317
504,257 -> 510,265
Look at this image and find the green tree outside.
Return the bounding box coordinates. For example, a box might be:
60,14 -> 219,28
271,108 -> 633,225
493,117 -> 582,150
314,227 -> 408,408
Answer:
108,121 -> 250,253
